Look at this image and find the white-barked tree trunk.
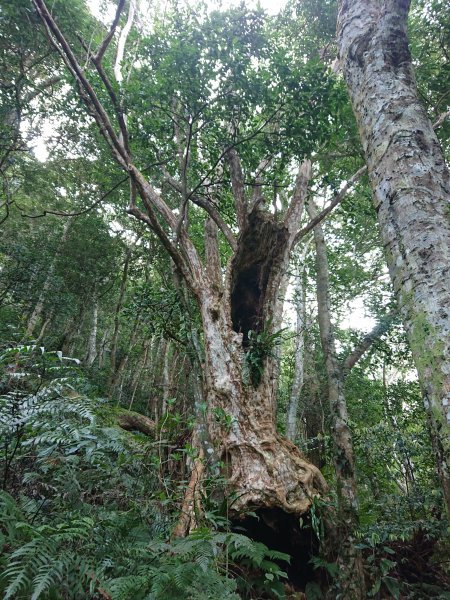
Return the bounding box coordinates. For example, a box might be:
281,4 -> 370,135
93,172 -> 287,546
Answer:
337,0 -> 450,512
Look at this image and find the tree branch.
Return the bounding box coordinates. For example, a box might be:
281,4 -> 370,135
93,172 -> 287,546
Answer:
34,0 -> 203,291
114,0 -> 136,83
284,160 -> 312,236
227,147 -> 247,229
164,170 -> 237,251
294,165 -> 367,244
294,109 -> 447,245
94,0 -> 126,63
204,217 -> 223,290
33,0 -> 128,166
433,109 -> 450,129
342,309 -> 397,374
24,75 -> 62,103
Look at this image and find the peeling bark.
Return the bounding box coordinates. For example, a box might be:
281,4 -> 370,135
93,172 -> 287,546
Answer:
338,0 -> 450,512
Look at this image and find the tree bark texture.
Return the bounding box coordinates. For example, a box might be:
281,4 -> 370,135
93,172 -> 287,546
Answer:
309,201 -> 366,598
32,0 -> 327,539
337,0 -> 450,511
117,410 -> 156,437
286,260 -> 307,441
196,196 -> 327,522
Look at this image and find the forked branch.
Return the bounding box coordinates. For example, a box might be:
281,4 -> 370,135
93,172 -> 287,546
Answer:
32,0 -> 202,290
294,165 -> 367,244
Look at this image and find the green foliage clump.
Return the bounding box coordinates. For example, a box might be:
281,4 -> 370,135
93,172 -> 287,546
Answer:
244,320 -> 287,387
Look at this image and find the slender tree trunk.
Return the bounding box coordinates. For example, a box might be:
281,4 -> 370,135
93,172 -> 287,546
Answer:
25,219 -> 71,338
35,313 -> 52,344
110,249 -> 131,377
97,327 -> 109,369
148,336 -> 163,421
286,256 -> 307,441
337,0 -> 450,512
67,311 -> 86,357
128,340 -> 150,410
309,201 -> 365,598
85,299 -> 98,367
161,340 -> 171,415
110,317 -> 140,399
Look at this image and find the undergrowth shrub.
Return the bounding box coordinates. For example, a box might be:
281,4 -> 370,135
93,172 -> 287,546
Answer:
0,345 -> 291,599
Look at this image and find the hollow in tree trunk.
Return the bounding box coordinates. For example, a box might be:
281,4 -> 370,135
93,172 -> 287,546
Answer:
32,3 -> 328,569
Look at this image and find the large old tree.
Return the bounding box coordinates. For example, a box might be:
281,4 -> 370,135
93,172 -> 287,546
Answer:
30,0 -> 338,536
337,0 -> 450,512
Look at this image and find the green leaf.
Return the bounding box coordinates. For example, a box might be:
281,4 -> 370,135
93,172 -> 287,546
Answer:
383,576 -> 400,599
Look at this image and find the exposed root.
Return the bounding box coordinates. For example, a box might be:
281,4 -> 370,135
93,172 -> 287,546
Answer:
223,434 -> 327,518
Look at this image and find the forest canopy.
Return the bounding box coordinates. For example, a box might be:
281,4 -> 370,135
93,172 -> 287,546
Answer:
0,0 -> 449,598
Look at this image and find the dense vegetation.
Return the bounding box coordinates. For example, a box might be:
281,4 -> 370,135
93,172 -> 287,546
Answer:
0,0 -> 449,598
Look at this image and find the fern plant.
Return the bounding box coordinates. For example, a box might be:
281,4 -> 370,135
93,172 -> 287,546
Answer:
108,528 -> 290,600
0,345 -> 293,599
244,320 -> 287,387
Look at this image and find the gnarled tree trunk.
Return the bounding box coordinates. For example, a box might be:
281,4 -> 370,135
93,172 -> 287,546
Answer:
194,204 -> 327,527
33,2 -> 328,565
337,0 -> 450,512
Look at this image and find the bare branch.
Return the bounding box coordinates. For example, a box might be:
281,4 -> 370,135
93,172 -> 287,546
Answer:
117,410 -> 156,436
114,0 -> 136,83
164,170 -> 237,251
284,160 -> 312,236
294,111 -> 446,244
94,0 -> 126,63
186,104 -> 285,207
204,217 -> 223,290
33,0 -> 128,166
24,75 -> 62,103
294,165 -> 367,244
433,109 -> 450,129
175,114 -> 194,241
250,155 -> 274,210
19,175 -> 129,218
227,147 -> 247,229
342,310 -> 397,374
76,33 -> 130,154
126,202 -> 191,284
128,165 -> 204,290
33,1 -> 203,289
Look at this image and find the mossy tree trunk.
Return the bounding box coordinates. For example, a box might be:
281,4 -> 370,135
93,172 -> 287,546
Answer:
337,0 -> 450,513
